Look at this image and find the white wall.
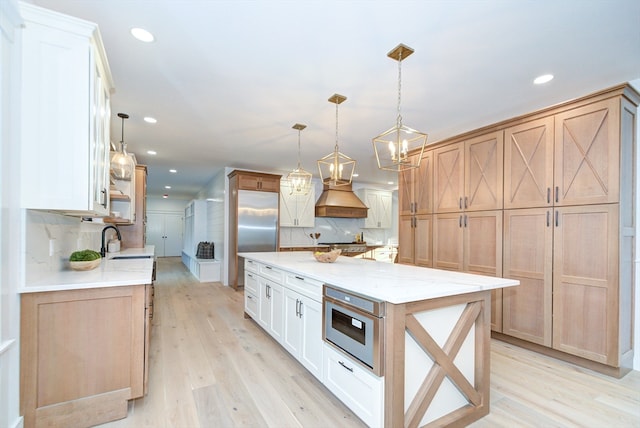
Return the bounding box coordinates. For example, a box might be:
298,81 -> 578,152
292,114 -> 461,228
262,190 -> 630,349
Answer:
0,1 -> 24,426
630,78 -> 640,371
146,195 -> 190,213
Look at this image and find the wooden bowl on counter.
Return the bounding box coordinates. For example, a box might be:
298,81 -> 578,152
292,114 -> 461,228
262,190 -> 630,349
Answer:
313,249 -> 341,263
69,259 -> 101,271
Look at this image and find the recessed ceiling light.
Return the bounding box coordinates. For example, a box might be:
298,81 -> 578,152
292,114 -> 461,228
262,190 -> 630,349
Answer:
164,185 -> 171,189
131,28 -> 154,42
352,173 -> 359,177
534,74 -> 554,85
162,194 -> 168,199
147,150 -> 157,155
169,169 -> 177,173
387,181 -> 394,185
144,117 -> 157,124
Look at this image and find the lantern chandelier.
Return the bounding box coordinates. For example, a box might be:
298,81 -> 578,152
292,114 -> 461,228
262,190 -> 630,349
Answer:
286,123 -> 313,195
111,112 -> 135,180
373,43 -> 428,172
317,94 -> 356,186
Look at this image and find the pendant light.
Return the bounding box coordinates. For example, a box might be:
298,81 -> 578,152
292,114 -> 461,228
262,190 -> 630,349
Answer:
286,123 -> 313,195
317,94 -> 355,186
111,113 -> 135,180
373,44 -> 427,172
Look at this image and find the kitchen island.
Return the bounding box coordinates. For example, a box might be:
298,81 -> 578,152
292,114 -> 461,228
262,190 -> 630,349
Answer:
240,251 -> 518,427
19,246 -> 155,428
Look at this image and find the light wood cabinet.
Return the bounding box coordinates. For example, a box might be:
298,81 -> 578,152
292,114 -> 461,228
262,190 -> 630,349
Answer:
398,151 -> 433,266
434,132 -> 503,213
280,180 -> 315,227
19,3 -> 114,216
119,165 -> 148,248
20,285 -> 150,427
400,85 -> 638,374
504,117 -> 554,209
433,210 -> 502,276
502,208 -> 553,345
237,171 -> 280,192
356,189 -> 393,229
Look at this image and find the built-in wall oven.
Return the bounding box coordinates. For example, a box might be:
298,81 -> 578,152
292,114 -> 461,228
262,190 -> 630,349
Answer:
323,285 -> 386,376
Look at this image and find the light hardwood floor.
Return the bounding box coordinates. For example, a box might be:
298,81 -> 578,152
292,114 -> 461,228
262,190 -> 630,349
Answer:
102,257 -> 640,428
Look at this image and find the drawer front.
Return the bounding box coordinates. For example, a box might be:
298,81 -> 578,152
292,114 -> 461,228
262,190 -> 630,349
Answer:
244,259 -> 259,274
323,344 -> 384,428
285,273 -> 323,301
245,271 -> 259,295
259,264 -> 283,283
245,291 -> 258,319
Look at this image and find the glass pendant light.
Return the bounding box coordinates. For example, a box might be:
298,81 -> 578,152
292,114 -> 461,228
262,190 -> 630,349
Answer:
373,44 -> 428,172
111,112 -> 135,180
287,123 -> 313,195
317,94 -> 355,186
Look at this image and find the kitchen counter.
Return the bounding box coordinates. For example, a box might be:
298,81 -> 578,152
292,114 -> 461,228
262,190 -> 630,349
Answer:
20,245 -> 155,293
239,251 -> 517,303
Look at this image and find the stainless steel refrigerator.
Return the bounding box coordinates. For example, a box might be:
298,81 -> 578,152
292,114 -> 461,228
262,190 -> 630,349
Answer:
236,189 -> 278,286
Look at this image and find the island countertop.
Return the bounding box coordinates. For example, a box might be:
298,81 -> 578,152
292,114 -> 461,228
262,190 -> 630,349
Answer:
20,246 -> 156,293
239,251 -> 518,304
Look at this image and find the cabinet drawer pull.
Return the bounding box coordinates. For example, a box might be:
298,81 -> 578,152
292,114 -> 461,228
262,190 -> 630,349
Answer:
338,361 -> 354,372
248,273 -> 253,278
294,276 -> 305,281
265,266 -> 272,270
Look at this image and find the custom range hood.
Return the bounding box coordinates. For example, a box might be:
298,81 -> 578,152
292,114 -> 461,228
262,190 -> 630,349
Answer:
315,182 -> 368,218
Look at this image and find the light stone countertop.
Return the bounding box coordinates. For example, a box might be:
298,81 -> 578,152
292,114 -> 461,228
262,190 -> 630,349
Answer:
20,246 -> 156,293
239,251 -> 518,304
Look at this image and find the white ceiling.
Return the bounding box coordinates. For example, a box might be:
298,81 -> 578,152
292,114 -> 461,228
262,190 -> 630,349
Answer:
30,0 -> 640,199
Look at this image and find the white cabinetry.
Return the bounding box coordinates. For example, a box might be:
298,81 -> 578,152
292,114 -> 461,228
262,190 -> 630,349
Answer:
356,189 -> 392,229
279,181 -> 315,227
258,277 -> 284,342
282,274 -> 324,381
244,262 -> 260,319
19,3 -> 113,216
323,344 -> 384,428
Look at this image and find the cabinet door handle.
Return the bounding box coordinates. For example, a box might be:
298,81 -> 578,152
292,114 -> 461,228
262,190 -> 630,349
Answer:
295,299 -> 300,317
338,361 -> 354,372
555,210 -> 559,227
266,284 -> 271,298
546,210 -> 550,227
459,215 -> 463,228
101,188 -> 107,208
299,301 -> 303,318
464,214 -> 467,228
547,187 -> 551,204
464,196 -> 468,209
555,186 -> 559,203
459,197 -> 463,210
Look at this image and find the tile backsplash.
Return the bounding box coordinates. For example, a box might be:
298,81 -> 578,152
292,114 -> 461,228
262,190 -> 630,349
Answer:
25,210 -> 112,283
279,216 -> 395,247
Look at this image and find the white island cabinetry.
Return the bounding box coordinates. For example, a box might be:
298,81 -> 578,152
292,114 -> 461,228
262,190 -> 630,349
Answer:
240,251 -> 517,427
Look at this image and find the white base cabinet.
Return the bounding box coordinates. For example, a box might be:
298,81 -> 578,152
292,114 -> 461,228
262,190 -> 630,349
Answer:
258,277 -> 284,343
323,343 -> 384,428
282,288 -> 324,381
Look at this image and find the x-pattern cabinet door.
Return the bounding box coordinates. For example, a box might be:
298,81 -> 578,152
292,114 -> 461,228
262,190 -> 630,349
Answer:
554,98 -> 620,206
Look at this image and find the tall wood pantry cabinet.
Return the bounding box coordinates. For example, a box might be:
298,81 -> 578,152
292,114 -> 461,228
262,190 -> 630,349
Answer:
228,170 -> 281,290
398,84 -> 638,376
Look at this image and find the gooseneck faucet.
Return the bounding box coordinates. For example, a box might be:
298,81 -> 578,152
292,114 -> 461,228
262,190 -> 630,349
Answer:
101,225 -> 122,257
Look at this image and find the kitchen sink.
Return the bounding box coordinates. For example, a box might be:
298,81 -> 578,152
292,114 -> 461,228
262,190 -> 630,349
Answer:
110,255 -> 153,259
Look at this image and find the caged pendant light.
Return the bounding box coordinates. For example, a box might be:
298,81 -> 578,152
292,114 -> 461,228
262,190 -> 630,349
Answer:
111,113 -> 135,180
287,123 -> 313,195
373,44 -> 428,172
317,94 -> 356,186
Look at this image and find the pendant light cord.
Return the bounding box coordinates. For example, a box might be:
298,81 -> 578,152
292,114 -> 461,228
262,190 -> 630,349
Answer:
396,48 -> 403,128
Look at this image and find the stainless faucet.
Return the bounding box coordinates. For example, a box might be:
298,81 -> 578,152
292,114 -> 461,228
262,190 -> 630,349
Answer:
101,225 -> 122,257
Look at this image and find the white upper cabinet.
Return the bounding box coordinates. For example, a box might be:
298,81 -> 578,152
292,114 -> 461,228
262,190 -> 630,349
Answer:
356,189 -> 392,229
19,3 -> 114,216
279,180 -> 315,227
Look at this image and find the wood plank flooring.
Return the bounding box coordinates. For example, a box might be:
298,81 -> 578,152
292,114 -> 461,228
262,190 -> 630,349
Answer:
101,257 -> 640,428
